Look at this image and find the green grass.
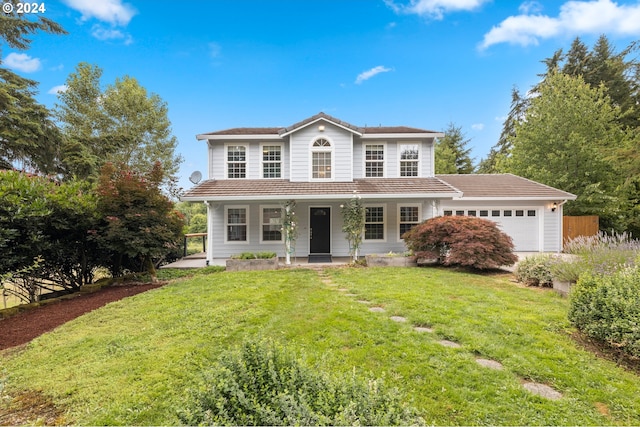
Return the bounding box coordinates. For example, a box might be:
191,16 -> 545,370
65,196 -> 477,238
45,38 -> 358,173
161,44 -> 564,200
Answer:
1,267 -> 640,425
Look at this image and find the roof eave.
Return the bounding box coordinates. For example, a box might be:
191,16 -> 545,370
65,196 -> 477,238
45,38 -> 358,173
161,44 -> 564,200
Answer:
181,192 -> 462,202
196,134 -> 283,141
452,196 -> 577,201
361,132 -> 443,139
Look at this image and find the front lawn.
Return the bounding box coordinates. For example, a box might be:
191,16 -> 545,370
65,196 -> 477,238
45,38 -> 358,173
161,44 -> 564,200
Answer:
1,267 -> 639,425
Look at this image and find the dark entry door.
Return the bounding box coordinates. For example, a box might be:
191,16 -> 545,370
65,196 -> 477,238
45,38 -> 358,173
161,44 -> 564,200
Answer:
310,207 -> 331,253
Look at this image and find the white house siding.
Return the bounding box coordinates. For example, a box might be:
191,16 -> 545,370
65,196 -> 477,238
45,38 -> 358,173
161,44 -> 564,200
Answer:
204,199 -> 439,260
355,139 -> 435,179
289,122 -> 353,182
543,204 -> 563,252
208,140 -> 290,180
438,200 -> 560,252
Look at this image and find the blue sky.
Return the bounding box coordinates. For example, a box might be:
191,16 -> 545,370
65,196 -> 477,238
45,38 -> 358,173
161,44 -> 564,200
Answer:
5,0 -> 640,190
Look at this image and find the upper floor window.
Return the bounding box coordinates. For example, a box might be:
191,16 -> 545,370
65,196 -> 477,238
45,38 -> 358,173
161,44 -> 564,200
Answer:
262,144 -> 282,178
365,144 -> 384,177
227,145 -> 246,179
399,144 -> 419,177
311,138 -> 332,179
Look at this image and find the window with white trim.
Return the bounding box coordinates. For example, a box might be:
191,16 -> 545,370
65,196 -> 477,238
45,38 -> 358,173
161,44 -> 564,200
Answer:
399,205 -> 420,239
227,145 -> 247,179
364,205 -> 385,240
226,207 -> 248,242
365,144 -> 384,177
399,144 -> 419,177
262,145 -> 282,178
311,138 -> 332,179
261,207 -> 282,242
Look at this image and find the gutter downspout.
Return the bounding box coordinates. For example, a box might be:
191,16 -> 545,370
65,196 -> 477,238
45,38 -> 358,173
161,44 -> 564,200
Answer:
556,200 -> 569,253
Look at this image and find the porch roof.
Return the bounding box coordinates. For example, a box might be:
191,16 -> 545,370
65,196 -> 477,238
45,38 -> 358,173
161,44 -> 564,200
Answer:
181,178 -> 462,202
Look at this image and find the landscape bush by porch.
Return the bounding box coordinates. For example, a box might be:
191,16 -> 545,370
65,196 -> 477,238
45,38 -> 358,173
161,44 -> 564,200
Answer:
569,266 -> 640,358
230,252 -> 277,260
226,252 -> 278,271
402,216 -> 517,270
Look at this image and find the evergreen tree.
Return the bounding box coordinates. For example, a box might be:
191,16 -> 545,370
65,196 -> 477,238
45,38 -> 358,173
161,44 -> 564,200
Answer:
478,87 -> 527,173
0,12 -> 66,173
435,122 -> 475,174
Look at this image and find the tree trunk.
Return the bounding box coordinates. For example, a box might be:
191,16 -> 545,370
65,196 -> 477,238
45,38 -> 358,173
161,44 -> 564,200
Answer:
144,255 -> 158,283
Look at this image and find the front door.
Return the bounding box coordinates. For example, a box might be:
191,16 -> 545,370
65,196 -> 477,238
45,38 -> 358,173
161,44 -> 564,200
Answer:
310,207 -> 331,253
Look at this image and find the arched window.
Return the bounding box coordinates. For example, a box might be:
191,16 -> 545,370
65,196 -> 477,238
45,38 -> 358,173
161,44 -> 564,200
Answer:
311,138 -> 332,179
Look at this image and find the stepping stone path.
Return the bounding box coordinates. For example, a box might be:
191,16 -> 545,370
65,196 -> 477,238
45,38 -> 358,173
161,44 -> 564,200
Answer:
523,382 -> 563,400
313,269 -> 563,401
476,358 -> 504,370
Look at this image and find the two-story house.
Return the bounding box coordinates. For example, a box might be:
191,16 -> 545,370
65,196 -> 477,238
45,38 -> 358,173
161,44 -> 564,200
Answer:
181,112 -> 576,263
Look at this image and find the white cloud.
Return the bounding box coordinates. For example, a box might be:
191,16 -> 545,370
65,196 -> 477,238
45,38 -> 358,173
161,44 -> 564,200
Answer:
355,66 -> 393,84
3,52 -> 41,72
48,85 -> 68,95
480,0 -> 640,50
519,1 -> 543,14
471,123 -> 485,130
62,0 -> 137,26
386,0 -> 489,20
91,24 -> 133,45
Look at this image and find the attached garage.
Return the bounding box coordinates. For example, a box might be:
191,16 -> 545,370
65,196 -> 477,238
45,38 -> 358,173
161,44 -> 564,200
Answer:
437,174 -> 576,252
441,207 -> 540,251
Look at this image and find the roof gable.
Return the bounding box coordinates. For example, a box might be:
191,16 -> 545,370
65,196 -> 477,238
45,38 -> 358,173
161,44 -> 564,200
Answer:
196,112 -> 441,140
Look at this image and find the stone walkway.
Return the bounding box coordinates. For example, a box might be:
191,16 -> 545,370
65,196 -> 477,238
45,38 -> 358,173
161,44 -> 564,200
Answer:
316,268 -> 564,401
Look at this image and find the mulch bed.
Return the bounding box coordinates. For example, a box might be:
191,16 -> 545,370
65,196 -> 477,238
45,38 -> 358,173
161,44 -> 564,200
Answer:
0,283 -> 163,351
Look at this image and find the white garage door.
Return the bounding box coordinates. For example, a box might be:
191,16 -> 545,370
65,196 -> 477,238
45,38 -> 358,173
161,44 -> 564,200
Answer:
443,208 -> 539,252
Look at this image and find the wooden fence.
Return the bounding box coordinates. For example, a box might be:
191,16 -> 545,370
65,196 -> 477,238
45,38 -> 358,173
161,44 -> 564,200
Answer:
563,216 -> 599,243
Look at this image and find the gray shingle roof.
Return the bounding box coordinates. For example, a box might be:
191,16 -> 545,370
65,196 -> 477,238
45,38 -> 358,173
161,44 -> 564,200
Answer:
181,178 -> 461,201
436,174 -> 576,200
197,112 -> 439,138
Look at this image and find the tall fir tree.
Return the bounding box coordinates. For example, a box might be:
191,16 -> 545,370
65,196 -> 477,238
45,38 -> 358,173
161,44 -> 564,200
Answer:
435,123 -> 475,174
0,12 -> 66,173
478,87 -> 527,173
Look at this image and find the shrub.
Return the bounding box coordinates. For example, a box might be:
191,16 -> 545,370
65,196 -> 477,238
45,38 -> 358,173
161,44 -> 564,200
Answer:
568,266 -> 640,358
553,232 -> 640,283
514,254 -> 556,287
178,340 -> 423,426
231,252 -> 277,260
402,216 -> 517,270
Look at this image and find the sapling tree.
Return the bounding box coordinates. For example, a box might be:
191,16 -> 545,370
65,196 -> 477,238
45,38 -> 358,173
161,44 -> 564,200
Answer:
281,200 -> 297,265
341,196 -> 365,261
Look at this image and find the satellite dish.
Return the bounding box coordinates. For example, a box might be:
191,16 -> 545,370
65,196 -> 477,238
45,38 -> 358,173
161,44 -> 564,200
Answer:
189,171 -> 202,184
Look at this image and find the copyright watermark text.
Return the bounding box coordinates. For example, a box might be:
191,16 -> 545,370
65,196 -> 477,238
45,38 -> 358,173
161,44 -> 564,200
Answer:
3,2 -> 47,14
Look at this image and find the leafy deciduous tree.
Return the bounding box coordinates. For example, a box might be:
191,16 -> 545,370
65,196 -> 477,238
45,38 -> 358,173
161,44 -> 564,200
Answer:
402,215 -> 517,270
506,72 -> 631,230
95,162 -> 184,281
55,63 -> 183,192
